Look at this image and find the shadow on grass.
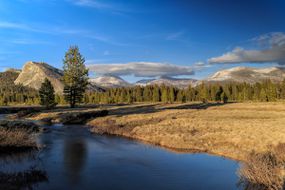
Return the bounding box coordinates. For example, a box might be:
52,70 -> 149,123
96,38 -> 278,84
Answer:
165,102 -> 234,110
107,102 -> 234,117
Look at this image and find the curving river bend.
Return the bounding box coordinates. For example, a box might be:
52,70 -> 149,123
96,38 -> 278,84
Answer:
1,123 -> 241,190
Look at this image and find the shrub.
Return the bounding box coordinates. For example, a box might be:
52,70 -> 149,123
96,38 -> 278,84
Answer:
239,143 -> 285,190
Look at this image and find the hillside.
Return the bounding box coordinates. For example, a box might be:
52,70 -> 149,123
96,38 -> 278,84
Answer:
0,69 -> 21,86
135,76 -> 198,88
14,61 -> 64,94
14,61 -> 104,94
89,75 -> 131,88
206,66 -> 285,83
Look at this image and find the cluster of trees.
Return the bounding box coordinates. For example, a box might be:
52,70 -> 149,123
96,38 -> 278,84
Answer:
0,70 -> 39,106
0,85 -> 40,106
38,46 -> 89,109
0,46 -> 88,108
83,80 -> 285,104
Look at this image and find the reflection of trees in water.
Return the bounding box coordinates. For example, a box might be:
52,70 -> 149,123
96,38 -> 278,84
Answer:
63,138 -> 87,184
0,149 -> 48,190
0,168 -> 48,190
0,149 -> 39,165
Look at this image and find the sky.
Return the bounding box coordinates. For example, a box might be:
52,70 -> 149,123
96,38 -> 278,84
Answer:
0,0 -> 285,82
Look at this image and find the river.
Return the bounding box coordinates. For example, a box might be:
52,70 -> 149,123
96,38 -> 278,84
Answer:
1,123 -> 241,190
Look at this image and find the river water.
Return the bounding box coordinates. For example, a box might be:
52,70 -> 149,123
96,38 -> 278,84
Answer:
1,123 -> 241,190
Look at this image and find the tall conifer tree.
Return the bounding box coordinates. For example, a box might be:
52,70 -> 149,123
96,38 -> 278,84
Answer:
39,78 -> 57,109
63,46 -> 89,108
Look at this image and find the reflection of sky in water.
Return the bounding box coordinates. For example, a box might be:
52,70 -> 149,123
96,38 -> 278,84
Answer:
2,124 -> 241,190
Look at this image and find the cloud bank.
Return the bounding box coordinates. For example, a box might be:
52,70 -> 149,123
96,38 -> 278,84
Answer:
208,32 -> 285,65
87,62 -> 195,77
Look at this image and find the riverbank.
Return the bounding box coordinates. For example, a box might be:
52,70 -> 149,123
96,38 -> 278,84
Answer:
17,102 -> 285,161
4,102 -> 285,189
86,102 -> 285,161
0,120 -> 40,153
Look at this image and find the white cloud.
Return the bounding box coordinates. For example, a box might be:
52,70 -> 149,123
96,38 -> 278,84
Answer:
252,32 -> 285,46
166,31 -> 184,41
87,62 -> 195,77
68,0 -> 128,13
194,61 -> 206,66
0,21 -> 127,46
0,21 -> 31,30
9,39 -> 53,45
208,32 -> 285,65
70,0 -> 112,9
103,50 -> 110,56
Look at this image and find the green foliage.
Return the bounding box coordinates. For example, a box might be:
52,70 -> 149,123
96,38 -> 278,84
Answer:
63,46 -> 89,108
83,80 -> 285,104
39,78 -> 57,109
0,70 -> 39,106
215,86 -> 223,102
221,92 -> 228,103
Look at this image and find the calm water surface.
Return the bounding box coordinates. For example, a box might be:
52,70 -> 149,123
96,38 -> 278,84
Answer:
1,123 -> 241,190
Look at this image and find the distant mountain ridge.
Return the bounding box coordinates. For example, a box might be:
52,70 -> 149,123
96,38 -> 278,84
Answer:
15,61 -> 64,94
206,66 -> 285,83
10,62 -> 285,92
135,76 -> 198,88
14,61 -> 104,94
89,74 -> 131,88
0,69 -> 21,86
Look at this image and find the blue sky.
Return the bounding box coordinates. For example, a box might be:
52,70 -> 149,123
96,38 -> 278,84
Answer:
0,0 -> 285,82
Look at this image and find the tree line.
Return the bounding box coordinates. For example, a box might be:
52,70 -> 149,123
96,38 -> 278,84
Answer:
1,46 -> 285,107
0,70 -> 40,106
83,79 -> 285,104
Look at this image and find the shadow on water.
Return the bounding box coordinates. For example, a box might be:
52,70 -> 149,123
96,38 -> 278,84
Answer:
0,149 -> 48,190
1,121 -> 258,190
63,138 -> 87,185
0,168 -> 48,190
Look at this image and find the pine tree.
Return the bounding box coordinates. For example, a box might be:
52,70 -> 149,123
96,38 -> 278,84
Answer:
215,86 -> 223,102
199,83 -> 208,103
152,85 -> 160,102
169,87 -> 175,103
63,46 -> 89,108
39,78 -> 57,109
260,88 -> 268,102
161,86 -> 169,103
221,92 -> 228,103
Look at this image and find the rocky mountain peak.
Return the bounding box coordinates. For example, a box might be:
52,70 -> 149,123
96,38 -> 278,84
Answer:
89,75 -> 131,88
14,61 -> 64,94
207,66 -> 285,83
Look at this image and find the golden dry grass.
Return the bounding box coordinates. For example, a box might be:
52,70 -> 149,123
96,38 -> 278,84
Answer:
0,128 -> 37,149
87,102 -> 285,161
239,143 -> 285,190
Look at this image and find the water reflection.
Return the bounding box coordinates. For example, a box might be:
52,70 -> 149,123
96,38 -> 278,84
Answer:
2,124 -> 241,190
0,149 -> 48,190
0,168 -> 48,190
63,138 -> 87,184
